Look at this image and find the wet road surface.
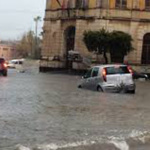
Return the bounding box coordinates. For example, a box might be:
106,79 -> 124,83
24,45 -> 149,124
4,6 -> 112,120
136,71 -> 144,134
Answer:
0,68 -> 150,150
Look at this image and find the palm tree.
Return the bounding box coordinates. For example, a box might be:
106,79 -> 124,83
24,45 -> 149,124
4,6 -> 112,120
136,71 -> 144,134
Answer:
34,16 -> 41,59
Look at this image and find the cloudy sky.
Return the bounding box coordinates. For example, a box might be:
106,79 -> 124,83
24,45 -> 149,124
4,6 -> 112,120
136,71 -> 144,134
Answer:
0,0 -> 46,40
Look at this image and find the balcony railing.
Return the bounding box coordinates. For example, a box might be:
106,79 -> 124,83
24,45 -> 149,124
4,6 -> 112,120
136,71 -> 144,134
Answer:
45,8 -> 150,22
45,9 -> 97,20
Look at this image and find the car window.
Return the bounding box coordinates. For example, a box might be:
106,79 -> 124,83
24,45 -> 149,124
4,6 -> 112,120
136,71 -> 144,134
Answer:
106,67 -> 116,75
117,66 -> 130,74
19,61 -> 23,64
84,69 -> 92,78
106,66 -> 130,75
92,67 -> 99,77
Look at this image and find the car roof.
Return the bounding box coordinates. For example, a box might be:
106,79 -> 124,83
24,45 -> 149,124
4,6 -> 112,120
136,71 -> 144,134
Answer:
10,59 -> 24,62
92,64 -> 127,69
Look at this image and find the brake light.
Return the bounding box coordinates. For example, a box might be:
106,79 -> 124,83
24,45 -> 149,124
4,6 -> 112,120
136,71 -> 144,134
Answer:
127,66 -> 133,74
102,68 -> 107,82
3,63 -> 8,68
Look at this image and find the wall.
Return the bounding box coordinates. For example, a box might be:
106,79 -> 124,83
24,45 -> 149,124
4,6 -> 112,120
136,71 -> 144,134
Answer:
0,44 -> 14,61
41,0 -> 150,69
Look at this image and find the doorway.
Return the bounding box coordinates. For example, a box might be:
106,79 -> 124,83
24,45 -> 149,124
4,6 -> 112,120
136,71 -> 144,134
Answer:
65,26 -> 76,69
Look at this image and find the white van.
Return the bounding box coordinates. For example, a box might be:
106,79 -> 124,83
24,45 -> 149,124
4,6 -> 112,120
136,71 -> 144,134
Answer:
8,59 -> 24,68
78,64 -> 136,93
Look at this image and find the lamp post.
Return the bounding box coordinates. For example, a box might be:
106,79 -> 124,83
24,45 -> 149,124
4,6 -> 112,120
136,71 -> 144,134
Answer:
34,16 -> 41,59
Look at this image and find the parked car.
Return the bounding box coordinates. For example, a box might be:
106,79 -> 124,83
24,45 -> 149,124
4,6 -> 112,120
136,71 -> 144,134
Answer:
0,58 -> 8,76
7,59 -> 24,68
78,64 -> 136,93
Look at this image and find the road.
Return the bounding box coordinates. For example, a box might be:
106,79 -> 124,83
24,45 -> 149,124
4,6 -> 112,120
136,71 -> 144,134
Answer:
0,68 -> 150,150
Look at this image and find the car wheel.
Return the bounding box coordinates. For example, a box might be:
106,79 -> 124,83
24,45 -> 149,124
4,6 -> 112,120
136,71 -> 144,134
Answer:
130,89 -> 135,94
97,86 -> 103,92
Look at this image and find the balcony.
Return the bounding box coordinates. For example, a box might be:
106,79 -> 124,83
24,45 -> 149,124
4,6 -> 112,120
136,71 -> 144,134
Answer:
44,8 -> 150,22
45,8 -> 97,21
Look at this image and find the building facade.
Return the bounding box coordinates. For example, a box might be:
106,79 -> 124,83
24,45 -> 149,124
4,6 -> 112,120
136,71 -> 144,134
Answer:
41,0 -> 150,70
0,44 -> 15,61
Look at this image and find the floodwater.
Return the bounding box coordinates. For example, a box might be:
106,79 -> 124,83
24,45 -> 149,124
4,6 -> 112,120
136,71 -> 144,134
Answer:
0,68 -> 150,150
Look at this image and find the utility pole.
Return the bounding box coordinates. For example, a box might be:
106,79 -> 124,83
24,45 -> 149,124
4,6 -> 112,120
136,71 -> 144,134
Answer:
34,16 -> 41,59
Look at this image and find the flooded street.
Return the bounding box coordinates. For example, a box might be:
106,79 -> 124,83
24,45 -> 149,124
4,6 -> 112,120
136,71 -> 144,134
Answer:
0,68 -> 150,150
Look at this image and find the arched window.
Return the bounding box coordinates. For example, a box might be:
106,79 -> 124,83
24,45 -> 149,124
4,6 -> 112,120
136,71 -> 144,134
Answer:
65,26 -> 76,68
145,0 -> 150,9
115,0 -> 127,9
141,33 -> 150,64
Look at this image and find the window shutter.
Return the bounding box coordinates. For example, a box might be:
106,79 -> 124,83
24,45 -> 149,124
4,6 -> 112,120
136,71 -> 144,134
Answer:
127,0 -> 132,9
46,0 -> 51,9
89,0 -> 96,8
82,0 -> 89,8
96,0 -> 101,7
68,0 -> 76,8
110,0 -> 116,8
139,0 -> 145,10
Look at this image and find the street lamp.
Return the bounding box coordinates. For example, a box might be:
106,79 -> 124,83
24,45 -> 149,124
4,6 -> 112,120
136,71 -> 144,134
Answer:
34,16 -> 41,59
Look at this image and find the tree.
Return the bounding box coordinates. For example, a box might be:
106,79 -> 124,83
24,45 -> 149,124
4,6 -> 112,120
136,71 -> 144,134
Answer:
83,29 -> 110,64
34,16 -> 41,59
109,31 -> 133,63
15,30 -> 41,58
83,29 -> 133,64
96,29 -> 110,64
83,31 -> 98,52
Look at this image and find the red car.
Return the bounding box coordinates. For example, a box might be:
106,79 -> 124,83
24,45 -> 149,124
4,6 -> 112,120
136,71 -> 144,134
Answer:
0,58 -> 8,76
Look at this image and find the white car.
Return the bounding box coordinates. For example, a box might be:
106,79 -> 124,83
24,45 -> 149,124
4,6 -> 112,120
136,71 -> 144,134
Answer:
7,59 -> 24,68
78,64 -> 136,93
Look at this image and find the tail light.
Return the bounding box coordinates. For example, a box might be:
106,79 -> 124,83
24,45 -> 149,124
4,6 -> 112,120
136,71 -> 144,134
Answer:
127,66 -> 133,75
2,63 -> 8,68
102,68 -> 107,82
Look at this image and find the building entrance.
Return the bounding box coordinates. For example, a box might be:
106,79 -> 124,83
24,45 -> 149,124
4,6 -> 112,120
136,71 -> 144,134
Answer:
65,26 -> 76,69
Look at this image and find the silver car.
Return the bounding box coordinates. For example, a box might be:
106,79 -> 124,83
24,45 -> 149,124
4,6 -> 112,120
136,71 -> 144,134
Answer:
78,64 -> 136,93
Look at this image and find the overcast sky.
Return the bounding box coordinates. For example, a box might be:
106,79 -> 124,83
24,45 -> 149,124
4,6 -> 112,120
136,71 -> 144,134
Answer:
0,0 -> 46,40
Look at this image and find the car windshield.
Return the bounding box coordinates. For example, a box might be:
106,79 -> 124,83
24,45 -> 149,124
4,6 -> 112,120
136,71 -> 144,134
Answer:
106,66 -> 130,75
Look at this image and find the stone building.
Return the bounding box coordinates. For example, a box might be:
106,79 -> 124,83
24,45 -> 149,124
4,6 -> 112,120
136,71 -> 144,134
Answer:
0,43 -> 15,61
41,0 -> 150,70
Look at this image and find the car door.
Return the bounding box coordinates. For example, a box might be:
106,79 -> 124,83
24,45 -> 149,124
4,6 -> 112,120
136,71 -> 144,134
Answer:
90,67 -> 100,90
117,66 -> 133,85
106,66 -> 133,86
105,66 -> 121,85
81,68 -> 93,89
